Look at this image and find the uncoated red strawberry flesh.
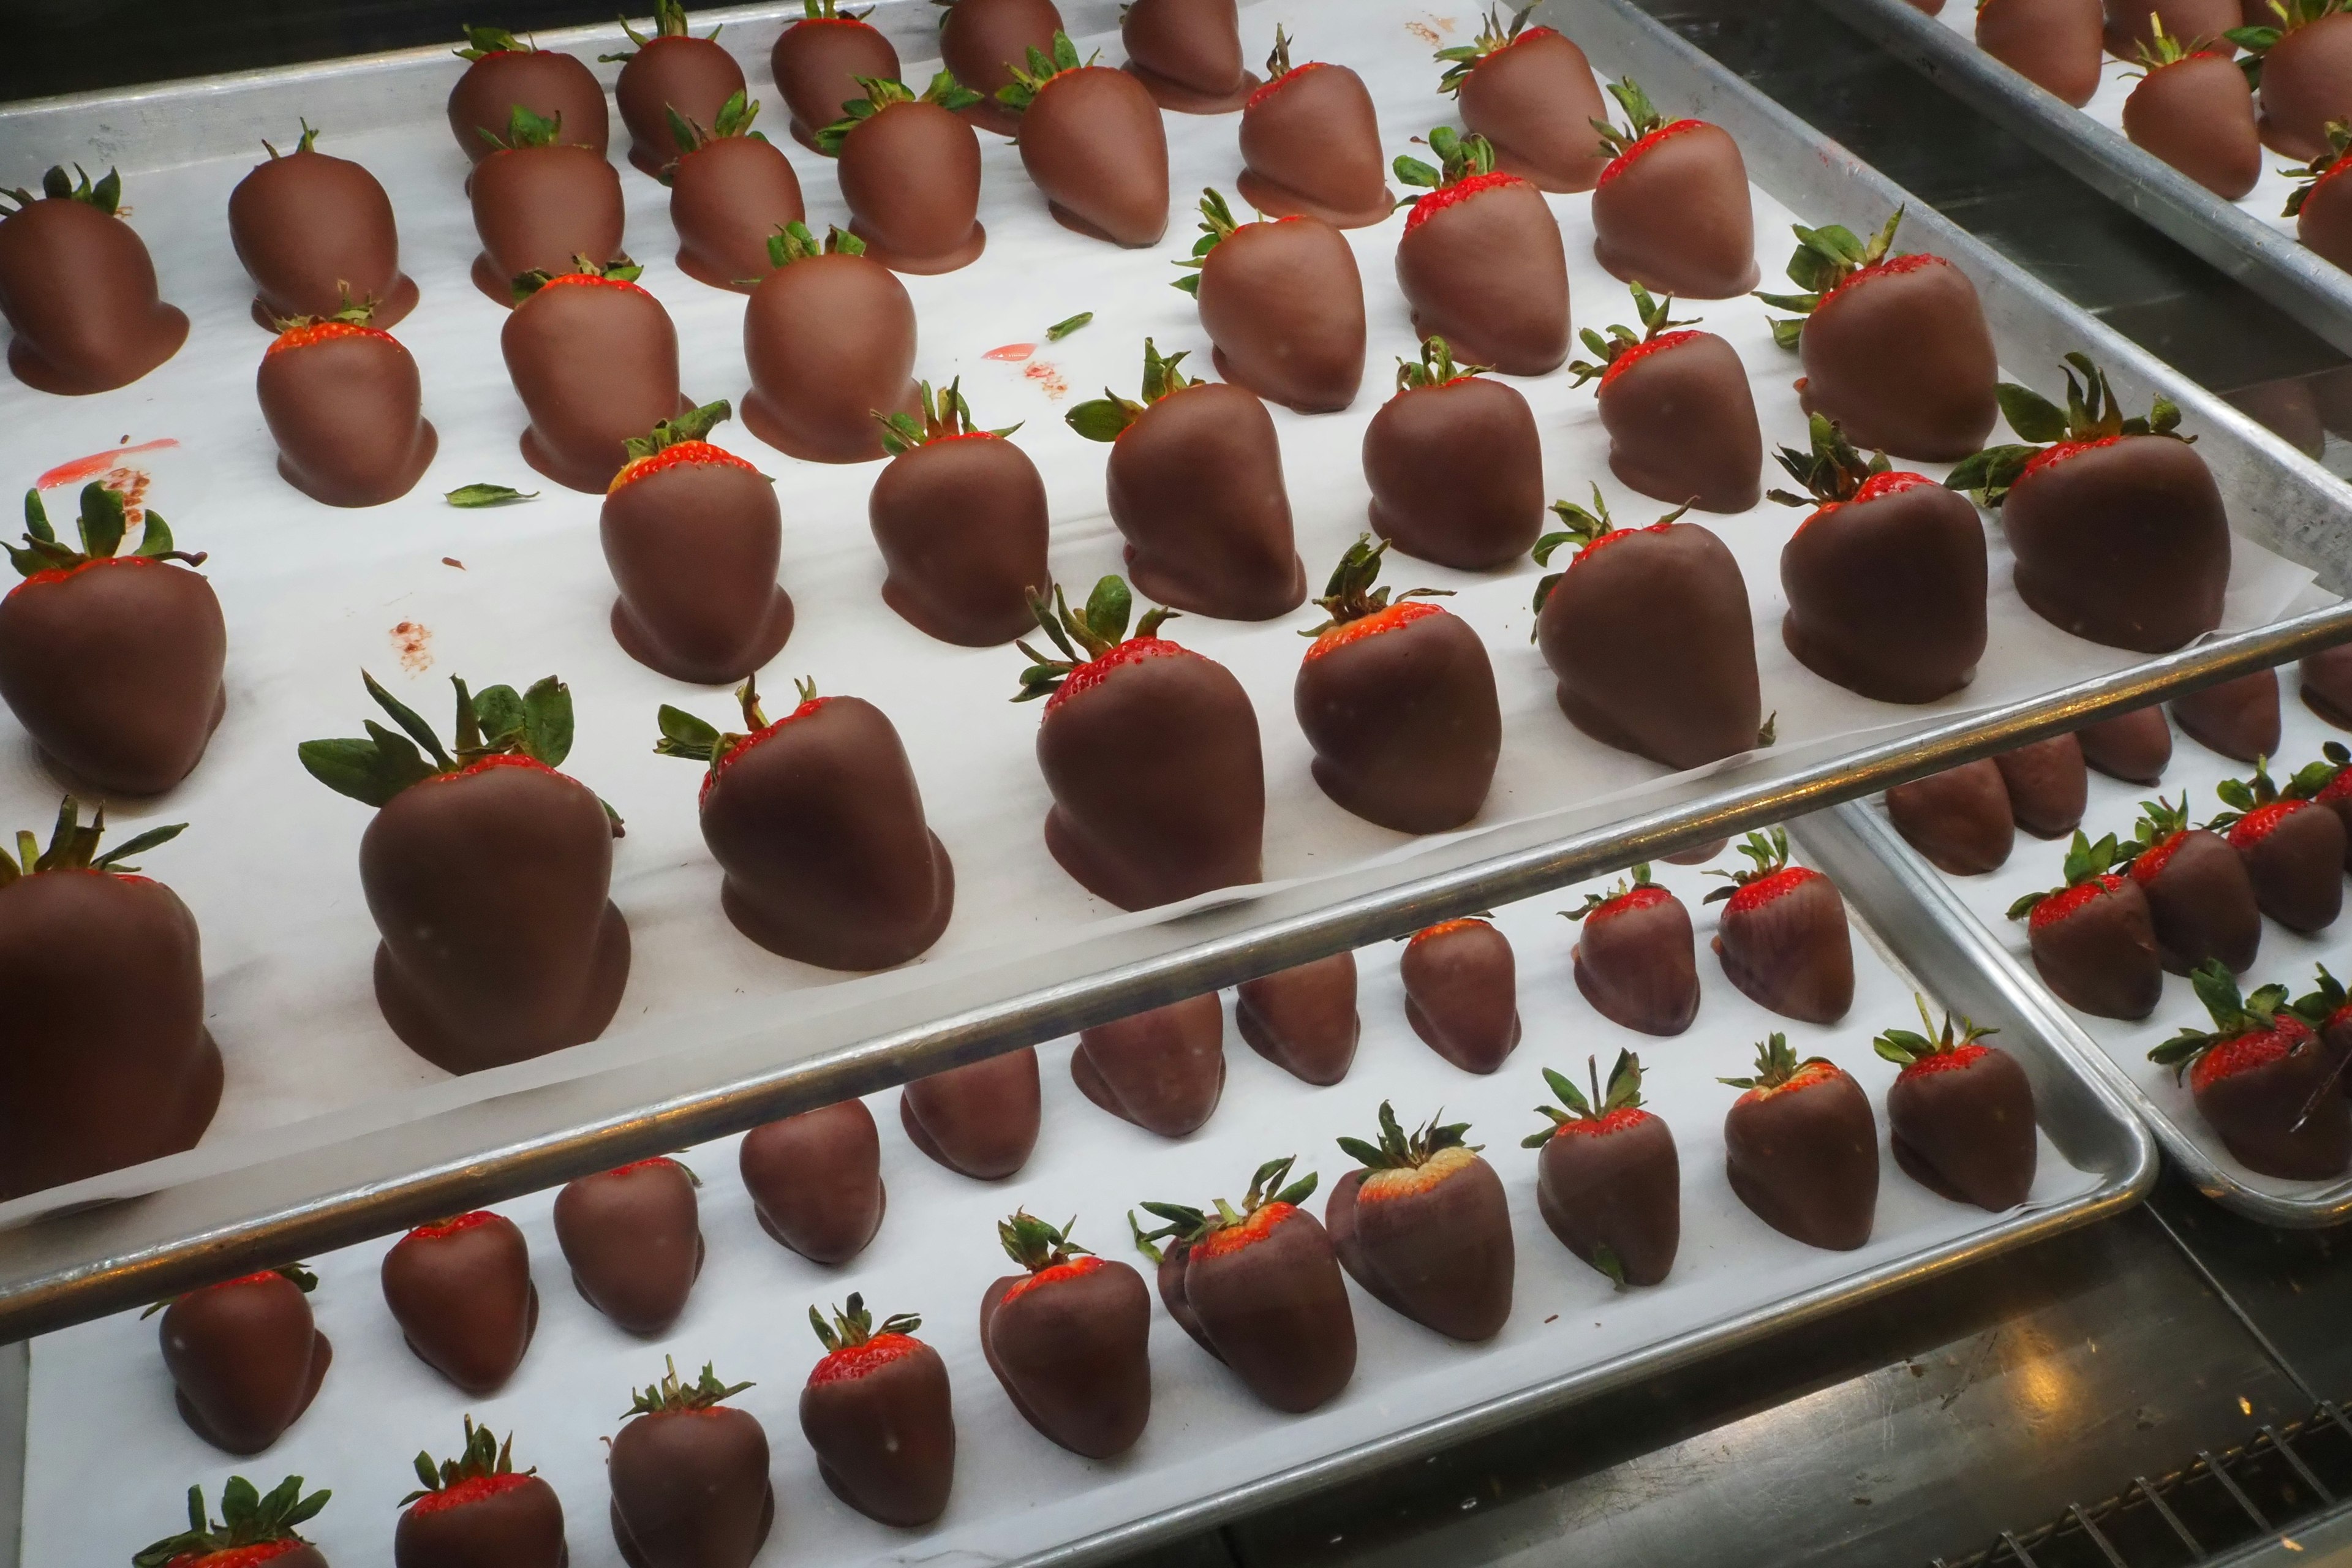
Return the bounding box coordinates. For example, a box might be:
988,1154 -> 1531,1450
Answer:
1044,636 -> 1188,710
406,1469 -> 540,1516
2193,1020 -> 2308,1093
2030,873 -> 2125,930
1596,118 -> 1703,185
1723,864 -> 1820,914
1402,169 -> 1523,234
1302,598 -> 1445,660
1196,1200 -> 1298,1257
266,319 -> 396,356
609,437 -> 760,492
809,1330 -> 925,1385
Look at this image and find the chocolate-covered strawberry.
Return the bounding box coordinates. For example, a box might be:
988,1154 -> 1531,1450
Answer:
1531,490 -> 1766,771
2124,24 -> 2261,199
655,675 -> 953,968
556,1156 -> 703,1334
1589,78 -> 1758,299
1568,282 -> 1760,513
448,26 -> 608,162
1362,336 -> 1543,570
603,0 -> 748,176
156,1264 -> 333,1455
1758,208 -> 1999,462
0,800 -> 217,1199
2079,702 -> 2174,783
2286,740 -> 2352,869
1392,128 -> 1569,375
871,380 -> 1049,645
1564,864 -> 1698,1036
1705,827 -> 1856,1025
1526,1050 -> 1679,1284
2171,667 -> 2282,762
1325,1104 -> 1513,1341
260,303 -> 439,507
1294,537 -> 1499,833
504,256 -> 682,494
2212,756 -> 2346,930
981,1212 -> 1152,1457
663,91 -> 806,292
1978,0 -> 2104,104
1131,1155 -> 1355,1411
2289,123 -> 2352,270
380,1211 -> 538,1395
1719,1034 -> 1879,1250
228,122 -> 416,329
1067,341 -> 1305,620
135,1476 -> 331,1568
1237,951 -> 1361,1085
1887,759 -> 2015,874
1948,353 -> 2228,653
1122,0 -> 1257,112
942,0 -> 1066,137
902,1049 -> 1042,1178
1768,415 -> 1987,703
998,34 -> 1170,246
739,1099 -> 886,1263
1437,6 -> 1611,192
1175,188 -> 1365,413
1875,1000 -> 2037,1210
0,483 -> 224,794
467,106 -> 625,304
2154,962 -> 2351,1178
299,673 -> 630,1071
2007,831 -> 2163,1018
2306,643 -> 2352,728
611,1359 -> 772,1568
1401,917 -> 1523,1071
396,1419 -> 565,1568
1235,26 -> 1393,227
2233,0 -> 2352,160
819,72 -> 988,272
775,1 -> 903,148
0,165 -> 186,395
1071,992 -> 1226,1136
801,1295 -> 956,1526
742,222 -> 919,462
1995,733 -> 2089,839
603,402 -> 793,683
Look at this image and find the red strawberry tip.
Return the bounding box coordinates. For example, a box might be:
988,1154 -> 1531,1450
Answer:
1010,573 -> 1186,707
1525,1049 -> 1650,1146
1130,1153 -> 1320,1264
1872,993 -> 2001,1077
132,1476 -> 331,1568
1717,1031 -> 1844,1103
876,376 -> 1020,457
402,1416 -> 539,1513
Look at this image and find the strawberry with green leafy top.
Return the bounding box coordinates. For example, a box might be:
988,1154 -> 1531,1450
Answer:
1526,1051 -> 1680,1284
2121,21 -> 2260,200
1236,26 -> 1395,227
1176,187 -> 1365,413
610,1359 -> 773,1567
447,25 -> 608,161
1720,1034 -> 1879,1250
259,296 -> 438,507
2293,961 -> 2352,1087
870,378 -> 1049,645
1363,334 -> 1544,570
1121,0 -> 1257,113
1876,998 -> 2037,1210
135,1476 -> 330,1568
2285,738 -> 2352,870
1565,864 -> 1699,1036
664,90 -> 809,292
801,1295 -> 956,1525
2288,121 -> 2352,271
774,1 -> 903,149
2119,792 -> 2262,974
603,0 -> 747,175
2008,830 -> 2163,1019
395,1419 -> 564,1568
1706,828 -> 1855,1023
1437,5 -> 1612,192
820,73 -> 988,272
1326,1103 -> 1514,1341
467,105 -> 625,303
556,1156 -> 704,1335
502,254 -> 683,493
981,1211 -> 1153,1458
1589,77 -> 1758,300
1392,126 -> 1569,374
1571,279 -> 1761,513
155,1265 -> 333,1456
741,220 -> 921,462
2211,756 -> 2346,931
2152,960 -> 2350,1178
997,31 -> 1170,245
2225,0 -> 2352,159
0,163 -> 187,394
229,120 -> 417,330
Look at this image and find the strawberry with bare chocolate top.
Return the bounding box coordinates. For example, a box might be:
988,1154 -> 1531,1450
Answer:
1569,281 -> 1761,513
1719,1034 -> 1879,1250
1886,760 -> 2015,874
2118,793 -> 2262,974
871,379 -> 1050,646
154,1265 -> 333,1456
2211,756 -> 2346,932
396,1419 -> 564,1568
1706,828 -> 1855,1024
1437,6 -> 1612,192
2171,667 -> 2282,763
447,26 -> 608,162
610,1359 -> 772,1568
819,73 -> 989,273
1362,335 -> 1544,570
2285,739 -> 2352,870
1325,1104 -> 1513,1341
1876,998 -> 2037,1210
997,33 -> 1170,246
981,1211 -> 1152,1458
1526,1050 -> 1679,1285
1565,864 -> 1698,1036
379,1210 -> 537,1395
2079,703 -> 2174,783
901,1048 -> 1042,1178
603,0 -> 748,176
1392,127 -> 1569,375
260,300 -> 437,507
1235,26 -> 1394,227
1402,917 -> 1521,1071
503,255 -> 684,494
1175,188 -> 1365,413
740,1099 -> 888,1262
1994,733 -> 2089,840
1237,952 -> 1361,1085
135,1476 -> 331,1568
1072,992 -> 1226,1135
2008,830 -> 2163,1019
1977,0 -> 2103,104
2154,962 -> 2350,1178
943,0 -> 1068,137
1589,77 -> 1758,300
467,106 -> 625,304
663,91 -> 808,292
556,1156 -> 704,1335
802,1295 -> 956,1526
774,1 -> 903,150
1132,1155 -> 1355,1411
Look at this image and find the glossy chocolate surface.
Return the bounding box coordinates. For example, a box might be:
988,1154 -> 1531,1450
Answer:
1109,382 -> 1305,619
840,100 -> 987,273
2258,11 -> 2352,159
900,1048 -> 1041,1178
1401,920 -> 1521,1072
229,146 -> 415,329
1019,66 -> 1171,246
799,1339 -> 956,1525
2241,805 -> 2345,932
615,35 -> 747,175
1993,733 -> 2088,839
504,280 -> 683,494
396,1471 -> 565,1568
742,251 -> 919,462
1236,952 -> 1360,1085
2305,643 -> 2352,729
448,48 -> 609,162
609,1403 -> 773,1568
2077,704 -> 2173,782
1601,331 -> 1762,513
1363,374 -> 1544,570
739,1099 -> 886,1264
1395,178 -> 1569,374
1123,0 -> 1257,112
774,17 -> 902,148
467,145 -> 625,304
1885,759 -> 2014,875
2138,828 -> 2261,974
1297,606 -> 1499,834
2170,667 -> 2281,763
1460,29 -> 1611,192
1978,0 -> 2105,105
260,331 -> 438,506
1237,63 -> 1395,228
1713,875 -> 1856,1024
2002,435 -> 2229,653
1781,479 -> 1988,702
604,456 -> 792,683
2030,880 -> 2162,1018
2195,1031 -> 2351,1178
1572,889 -> 1700,1035
981,1259 -> 1152,1457
941,0 -> 1066,137
1328,1156 -> 1513,1340
1071,993 -> 1226,1136
1591,121 -> 1758,298
1889,1047 -> 2037,1210
2124,53 -> 2261,200
1536,1114 -> 1681,1285
379,1213 -> 538,1394
1167,1206 -> 1355,1411
1799,260 -> 1999,462
872,434 -> 1050,646
0,197 -> 187,395
1199,216 -> 1365,413
1724,1070 -> 1879,1250
554,1159 -> 703,1335
160,1273 -> 333,1454
669,134 -> 806,292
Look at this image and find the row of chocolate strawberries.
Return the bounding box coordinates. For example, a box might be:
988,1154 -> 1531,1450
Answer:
134,1003 -> 2037,1567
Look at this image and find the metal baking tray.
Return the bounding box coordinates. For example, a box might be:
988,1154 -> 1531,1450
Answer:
1812,0 -> 2352,361
0,0 -> 2329,1345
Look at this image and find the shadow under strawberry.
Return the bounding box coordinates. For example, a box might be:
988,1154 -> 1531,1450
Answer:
1438,7 -> 1611,192
739,1098 -> 887,1263
1072,992 -> 1226,1136
1121,0 -> 1258,113
1564,864 -> 1698,1036
870,379 -> 1050,646
260,301 -> 438,507
154,1264 -> 333,1455
1875,998 -> 2038,1210
1886,759 -> 2015,875
774,1 -> 902,150
1236,27 -> 1394,227
2212,756 -> 2346,932
741,222 -> 921,463
1705,827 -> 1855,1025
1326,1103 -> 1513,1341
135,1476 -> 331,1568
1401,916 -> 1523,1071
663,92 -> 807,293
1568,281 -> 1761,514
467,107 -> 625,304
603,0 -> 746,176
1589,77 -> 1757,300
2008,830 -> 2163,1019
981,1210 -> 1153,1457
1719,1034 -> 1879,1250
0,164 -> 187,394
229,121 -> 416,330
1526,1050 -> 1679,1285
610,1359 -> 772,1568
396,1418 -> 565,1568
503,257 -> 687,494
998,32 -> 1170,246
1237,951 -> 1361,1085
1392,128 -> 1569,375
2155,961 -> 2351,1178
820,72 -> 988,273
801,1295 -> 956,1526
1175,188 -> 1365,413
447,26 -> 608,162
1362,335 -> 1544,570
556,1156 -> 704,1336
379,1210 -> 538,1395
902,1048 -> 1042,1178
2119,793 -> 2262,974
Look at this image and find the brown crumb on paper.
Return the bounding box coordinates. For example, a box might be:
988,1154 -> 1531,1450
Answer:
392,620 -> 433,673
442,557 -> 466,570
1406,19 -> 1440,41
1024,360 -> 1070,400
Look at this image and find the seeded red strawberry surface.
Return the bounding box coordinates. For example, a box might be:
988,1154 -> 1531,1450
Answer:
266,318 -> 396,356
2153,963 -> 2351,1178
1598,117 -> 1703,184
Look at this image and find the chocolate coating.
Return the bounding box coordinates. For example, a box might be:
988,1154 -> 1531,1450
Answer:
362,761 -> 630,1073
738,1099 -> 886,1264
900,1047 -> 1041,1178
870,433 -> 1049,645
1994,734 -> 2088,839
504,279 -> 682,494
554,1159 -> 703,1335
2002,435 -> 2230,654
838,100 -> 986,274
1237,63 -> 1395,228
1237,952 -> 1360,1085
2258,11 -> 2352,159
1401,920 -> 1521,1071
467,145 -> 625,305
1978,0 -> 2105,105
1886,759 -> 2015,875
616,35 -> 747,176
773,15 -> 902,148
2078,704 -> 2173,782
1163,1205 -> 1355,1411
1071,993 -> 1226,1136
1600,331 -> 1762,513
1459,28 -> 1612,192
2124,53 -> 2261,199
609,1404 -> 773,1568
2300,158 -> 2352,273
799,1340 -> 956,1526
668,134 -> 806,292
259,330 -> 439,506
604,456 -> 792,682
1724,1069 -> 1879,1250
2105,0 -> 2241,53
1591,121 -> 1758,299
1122,0 -> 1257,112
1713,875 -> 1856,1024
2171,667 -> 2281,763
1535,1114 -> 1681,1285
981,1259 -> 1153,1457
0,195 -> 187,395
2137,829 -> 2261,974
448,48 -> 609,162
1572,889 -> 1700,1036
1536,521 -> 1763,771
2030,878 -> 2162,1018
1297,607 -> 1499,834
396,1472 -> 566,1568
379,1213 -> 538,1394
741,251 -> 919,463
160,1273 -> 333,1454
1363,374 -> 1544,570
1109,381 -> 1305,620
1018,66 -> 1171,246
0,556 -> 225,795
1782,478 -> 1988,702
2194,1028 -> 2351,1178
1799,259 -> 1999,462
0,869 -> 218,1200
228,145 -> 416,329
1325,1156 -> 1513,1341
1395,178 -> 1570,374
942,0 -> 1065,137
2241,805 -> 2345,932
1198,216 -> 1365,413
2304,643 -> 2352,728
1890,1047 -> 2037,1210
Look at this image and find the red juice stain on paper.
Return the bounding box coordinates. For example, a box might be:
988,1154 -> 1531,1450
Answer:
36,437 -> 178,491
984,342 -> 1037,363
1024,360 -> 1069,399
391,620 -> 434,673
